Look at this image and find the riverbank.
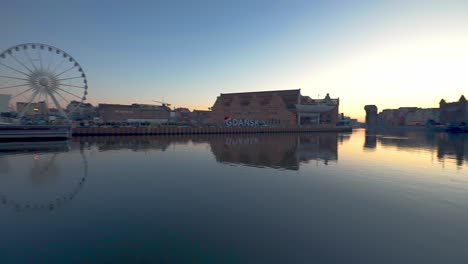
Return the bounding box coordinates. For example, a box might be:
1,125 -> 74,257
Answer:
72,126 -> 352,136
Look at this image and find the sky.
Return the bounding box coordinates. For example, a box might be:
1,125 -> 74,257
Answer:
1,0 -> 468,121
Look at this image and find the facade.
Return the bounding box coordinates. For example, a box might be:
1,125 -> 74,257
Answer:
191,110 -> 212,126
16,101 -> 49,117
173,107 -> 191,124
405,108 -> 439,125
67,101 -> 98,121
378,107 -> 439,126
98,103 -> 171,123
439,95 -> 467,125
210,89 -> 339,127
0,94 -> 11,113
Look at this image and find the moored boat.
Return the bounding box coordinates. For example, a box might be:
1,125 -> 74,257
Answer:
0,124 -> 71,141
445,122 -> 468,133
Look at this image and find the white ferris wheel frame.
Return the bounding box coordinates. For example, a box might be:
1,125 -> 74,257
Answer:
0,43 -> 88,120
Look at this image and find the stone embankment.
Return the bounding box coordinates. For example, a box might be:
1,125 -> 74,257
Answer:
73,126 -> 352,136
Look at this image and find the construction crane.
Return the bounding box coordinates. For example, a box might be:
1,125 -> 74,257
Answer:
152,100 -> 171,107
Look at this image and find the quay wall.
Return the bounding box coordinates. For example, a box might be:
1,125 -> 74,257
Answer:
72,126 -> 352,136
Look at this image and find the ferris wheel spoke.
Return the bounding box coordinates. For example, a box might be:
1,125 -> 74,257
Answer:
46,53 -> 55,71
37,48 -> 44,70
0,75 -> 29,81
0,62 -> 31,77
55,87 -> 82,99
55,65 -> 76,78
9,53 -> 34,73
0,83 -> 31,90
56,76 -> 83,81
59,83 -> 86,89
24,49 -> 38,71
50,57 -> 66,74
54,90 -> 71,104
11,87 -> 34,99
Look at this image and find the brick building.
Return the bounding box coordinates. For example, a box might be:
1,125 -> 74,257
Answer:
98,103 -> 171,123
378,107 -> 439,126
67,100 -> 98,121
210,89 -> 339,127
191,110 -> 212,126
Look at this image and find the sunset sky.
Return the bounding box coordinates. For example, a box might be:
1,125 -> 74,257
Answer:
2,0 -> 467,121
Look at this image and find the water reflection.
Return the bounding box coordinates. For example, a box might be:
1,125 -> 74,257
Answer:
364,129 -> 377,150
0,131 -> 465,213
209,133 -> 339,169
72,136 -> 197,152
0,131 -> 466,263
364,129 -> 468,166
0,141 -> 88,212
75,133 -> 340,170
0,141 -> 70,155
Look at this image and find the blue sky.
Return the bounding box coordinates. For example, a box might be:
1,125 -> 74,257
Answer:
2,0 -> 468,120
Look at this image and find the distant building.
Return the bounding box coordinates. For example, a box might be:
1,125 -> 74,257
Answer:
98,103 -> 171,123
66,100 -> 97,121
173,107 -> 191,124
191,110 -> 212,126
0,94 -> 11,113
16,101 -> 48,117
378,107 -> 439,126
439,95 -> 467,125
210,89 -> 339,127
405,108 -> 439,125
364,105 -> 378,127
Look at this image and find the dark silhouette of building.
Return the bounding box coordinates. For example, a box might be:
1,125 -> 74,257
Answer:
364,105 -> 378,127
439,95 -> 467,125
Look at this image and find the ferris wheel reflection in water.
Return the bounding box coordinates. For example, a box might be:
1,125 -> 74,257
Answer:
0,142 -> 88,212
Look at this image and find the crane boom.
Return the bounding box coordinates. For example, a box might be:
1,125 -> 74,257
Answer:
152,100 -> 171,107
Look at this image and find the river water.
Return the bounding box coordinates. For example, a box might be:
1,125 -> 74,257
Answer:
0,129 -> 467,263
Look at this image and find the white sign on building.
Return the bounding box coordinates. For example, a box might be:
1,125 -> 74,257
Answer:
225,118 -> 265,127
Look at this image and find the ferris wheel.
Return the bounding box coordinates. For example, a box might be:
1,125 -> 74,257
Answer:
0,43 -> 88,120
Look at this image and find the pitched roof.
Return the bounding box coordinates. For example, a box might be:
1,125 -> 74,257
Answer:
217,89 -> 300,109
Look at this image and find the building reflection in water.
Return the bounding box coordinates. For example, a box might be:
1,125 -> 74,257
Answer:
209,133 -> 339,169
364,129 -> 467,167
73,136 -> 190,152
76,133 -> 340,170
364,129 -> 377,150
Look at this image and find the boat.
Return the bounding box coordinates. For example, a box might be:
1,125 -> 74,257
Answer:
0,124 -> 71,141
0,141 -> 70,155
446,122 -> 468,133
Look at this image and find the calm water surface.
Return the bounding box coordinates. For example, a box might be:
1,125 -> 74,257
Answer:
0,129 -> 467,263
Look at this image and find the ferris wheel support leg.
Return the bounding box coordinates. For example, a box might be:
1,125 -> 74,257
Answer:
48,91 -> 68,120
